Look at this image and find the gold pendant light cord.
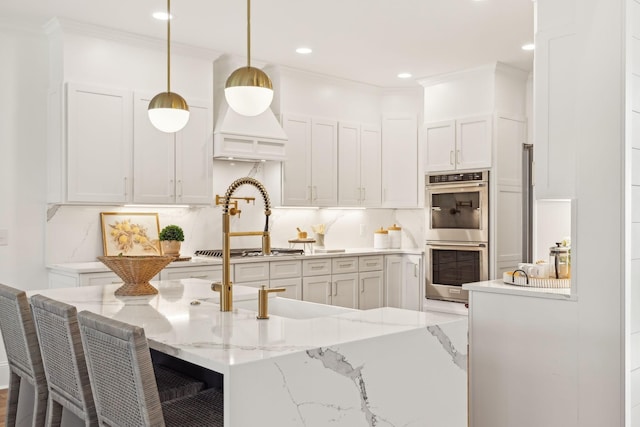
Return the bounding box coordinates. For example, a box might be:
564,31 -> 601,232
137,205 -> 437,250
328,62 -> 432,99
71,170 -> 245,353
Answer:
246,0 -> 251,68
167,0 -> 171,93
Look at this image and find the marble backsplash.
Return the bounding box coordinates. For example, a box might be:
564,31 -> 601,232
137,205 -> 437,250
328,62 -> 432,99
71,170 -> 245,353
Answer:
46,204 -> 425,264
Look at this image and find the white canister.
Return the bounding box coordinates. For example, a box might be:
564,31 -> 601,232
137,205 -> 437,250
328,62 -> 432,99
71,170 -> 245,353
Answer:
388,224 -> 402,249
373,227 -> 389,249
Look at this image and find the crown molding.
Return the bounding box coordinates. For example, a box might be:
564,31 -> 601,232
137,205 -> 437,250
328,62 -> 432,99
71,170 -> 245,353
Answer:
44,17 -> 223,60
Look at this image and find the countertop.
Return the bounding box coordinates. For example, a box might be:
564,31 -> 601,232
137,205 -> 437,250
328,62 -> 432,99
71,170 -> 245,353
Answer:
47,248 -> 424,274
29,278 -> 462,374
463,279 -> 575,301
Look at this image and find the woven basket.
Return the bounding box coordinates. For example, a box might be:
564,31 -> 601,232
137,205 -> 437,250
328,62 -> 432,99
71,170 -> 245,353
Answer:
97,255 -> 174,296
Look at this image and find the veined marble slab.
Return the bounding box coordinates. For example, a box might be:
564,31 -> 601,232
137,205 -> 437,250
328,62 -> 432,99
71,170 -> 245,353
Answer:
30,279 -> 467,427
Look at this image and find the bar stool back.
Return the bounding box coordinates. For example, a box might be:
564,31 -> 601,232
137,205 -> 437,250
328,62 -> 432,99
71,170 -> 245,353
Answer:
0,283 -> 48,427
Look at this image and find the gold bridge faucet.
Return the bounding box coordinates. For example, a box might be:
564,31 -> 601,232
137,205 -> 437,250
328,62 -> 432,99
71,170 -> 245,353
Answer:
212,177 -> 271,311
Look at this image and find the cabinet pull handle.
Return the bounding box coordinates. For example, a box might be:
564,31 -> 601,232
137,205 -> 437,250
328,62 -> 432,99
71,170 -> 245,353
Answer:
456,150 -> 461,165
414,264 -> 419,277
328,282 -> 332,297
170,179 -> 174,197
333,282 -> 338,296
311,265 -> 323,270
178,179 -> 182,197
313,186 -> 318,201
361,280 -> 364,293
307,186 -> 312,202
449,150 -> 454,165
362,187 -> 366,202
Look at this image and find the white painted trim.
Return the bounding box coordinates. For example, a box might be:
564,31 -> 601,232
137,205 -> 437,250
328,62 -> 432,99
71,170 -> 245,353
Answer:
0,361 -> 9,389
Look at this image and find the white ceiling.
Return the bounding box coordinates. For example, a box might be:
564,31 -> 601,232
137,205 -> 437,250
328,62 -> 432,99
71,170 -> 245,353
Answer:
0,0 -> 534,88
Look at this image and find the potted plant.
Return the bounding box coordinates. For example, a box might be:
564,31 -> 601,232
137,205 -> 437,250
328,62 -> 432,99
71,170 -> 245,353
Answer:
159,224 -> 184,257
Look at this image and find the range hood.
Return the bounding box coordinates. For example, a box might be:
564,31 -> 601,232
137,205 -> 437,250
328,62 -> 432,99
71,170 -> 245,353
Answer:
213,105 -> 288,161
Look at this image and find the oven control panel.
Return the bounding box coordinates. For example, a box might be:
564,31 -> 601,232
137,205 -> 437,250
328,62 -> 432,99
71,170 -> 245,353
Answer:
427,171 -> 488,185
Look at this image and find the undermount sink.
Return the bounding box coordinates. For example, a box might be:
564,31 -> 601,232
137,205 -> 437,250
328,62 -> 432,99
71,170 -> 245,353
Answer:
233,297 -> 358,320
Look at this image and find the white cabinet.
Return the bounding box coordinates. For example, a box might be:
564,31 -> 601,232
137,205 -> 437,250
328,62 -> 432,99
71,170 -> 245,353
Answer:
533,27 -> 578,199
160,265 -> 221,281
234,262 -> 270,288
302,258 -> 358,308
270,260 -> 302,300
385,254 -> 423,311
424,115 -> 492,172
133,93 -> 212,205
359,271 -> 384,310
65,83 -> 133,203
338,122 -> 382,207
48,270 -> 158,288
282,114 -> 338,206
381,114 -> 419,207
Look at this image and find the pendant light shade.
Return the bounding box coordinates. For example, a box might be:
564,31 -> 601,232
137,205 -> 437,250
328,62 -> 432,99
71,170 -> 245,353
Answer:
148,0 -> 189,133
224,0 -> 274,117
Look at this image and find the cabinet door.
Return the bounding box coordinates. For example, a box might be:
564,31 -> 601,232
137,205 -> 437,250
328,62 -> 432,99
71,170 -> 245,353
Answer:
533,28 -> 578,199
338,122 -> 361,206
133,93 -> 175,204
303,275 -> 332,305
234,262 -> 270,284
175,99 -> 212,205
311,118 -> 338,206
273,277 -> 302,300
382,114 -> 418,207
385,255 -> 403,308
425,120 -> 456,172
282,114 -> 312,206
360,124 -> 382,207
66,84 -> 133,203
359,271 -> 384,310
332,273 -> 358,309
402,255 -> 423,311
456,116 -> 492,170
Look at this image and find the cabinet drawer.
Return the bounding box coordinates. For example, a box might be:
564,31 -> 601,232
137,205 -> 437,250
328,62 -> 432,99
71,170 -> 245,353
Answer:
359,255 -> 384,272
270,260 -> 302,280
234,262 -> 269,283
161,266 -> 222,282
79,272 -> 136,287
332,257 -> 358,274
303,259 -> 332,276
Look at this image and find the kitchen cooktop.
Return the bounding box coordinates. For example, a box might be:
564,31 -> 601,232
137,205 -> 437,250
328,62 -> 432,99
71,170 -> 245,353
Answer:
194,248 -> 304,258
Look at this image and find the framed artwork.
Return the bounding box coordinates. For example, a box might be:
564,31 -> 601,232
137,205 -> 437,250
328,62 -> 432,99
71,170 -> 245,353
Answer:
100,212 -> 161,256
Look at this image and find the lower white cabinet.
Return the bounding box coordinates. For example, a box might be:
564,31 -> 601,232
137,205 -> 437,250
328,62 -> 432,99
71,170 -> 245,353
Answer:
160,266 -> 222,281
385,254 -> 423,311
303,273 -> 358,309
270,260 -> 302,300
49,270 -> 158,288
359,271 -> 384,310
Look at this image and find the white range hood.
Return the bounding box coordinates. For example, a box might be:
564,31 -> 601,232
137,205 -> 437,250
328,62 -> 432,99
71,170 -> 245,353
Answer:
213,105 -> 288,161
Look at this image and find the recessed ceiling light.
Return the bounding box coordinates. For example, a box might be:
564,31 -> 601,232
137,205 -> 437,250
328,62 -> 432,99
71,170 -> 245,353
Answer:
296,47 -> 313,54
152,11 -> 173,20
521,43 -> 535,51
397,72 -> 412,79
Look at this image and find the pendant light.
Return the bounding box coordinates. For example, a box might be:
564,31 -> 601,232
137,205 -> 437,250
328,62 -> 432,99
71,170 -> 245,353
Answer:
224,0 -> 273,117
148,0 -> 190,133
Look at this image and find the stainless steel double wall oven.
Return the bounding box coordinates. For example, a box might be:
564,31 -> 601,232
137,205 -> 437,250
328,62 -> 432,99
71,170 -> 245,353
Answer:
425,171 -> 489,303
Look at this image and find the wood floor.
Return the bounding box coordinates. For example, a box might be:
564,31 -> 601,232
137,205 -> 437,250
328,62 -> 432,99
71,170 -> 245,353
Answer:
0,388 -> 6,427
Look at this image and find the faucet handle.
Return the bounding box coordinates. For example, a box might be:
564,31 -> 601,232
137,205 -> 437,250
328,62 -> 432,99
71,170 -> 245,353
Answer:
211,282 -> 222,292
257,285 -> 286,319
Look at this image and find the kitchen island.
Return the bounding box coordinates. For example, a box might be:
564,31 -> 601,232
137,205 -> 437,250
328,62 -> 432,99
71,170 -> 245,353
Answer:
31,278 -> 467,426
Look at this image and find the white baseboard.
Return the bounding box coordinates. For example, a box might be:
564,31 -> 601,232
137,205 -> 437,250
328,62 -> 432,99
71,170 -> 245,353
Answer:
0,361 -> 9,389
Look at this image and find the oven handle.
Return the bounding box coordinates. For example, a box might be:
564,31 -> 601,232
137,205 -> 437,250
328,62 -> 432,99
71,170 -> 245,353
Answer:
426,182 -> 487,191
427,242 -> 487,248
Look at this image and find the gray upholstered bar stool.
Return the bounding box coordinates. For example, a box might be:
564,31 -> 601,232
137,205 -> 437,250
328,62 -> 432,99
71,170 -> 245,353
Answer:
30,295 -> 209,427
0,283 -> 48,427
77,310 -> 223,427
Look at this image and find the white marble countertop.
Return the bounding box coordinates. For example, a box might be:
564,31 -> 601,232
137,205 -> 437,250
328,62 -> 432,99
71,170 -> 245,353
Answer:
47,248 -> 424,273
29,279 -> 462,375
463,279 -> 575,300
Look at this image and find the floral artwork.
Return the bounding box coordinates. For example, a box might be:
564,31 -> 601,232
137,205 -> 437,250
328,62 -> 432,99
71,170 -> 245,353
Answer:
100,212 -> 161,256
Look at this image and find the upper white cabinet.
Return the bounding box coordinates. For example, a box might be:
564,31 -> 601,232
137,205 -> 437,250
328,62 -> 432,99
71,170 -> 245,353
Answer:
337,122 -> 382,207
381,114 -> 419,207
281,114 -> 338,206
66,83 -> 133,204
533,28 -> 577,199
133,93 -> 212,205
424,115 -> 492,172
